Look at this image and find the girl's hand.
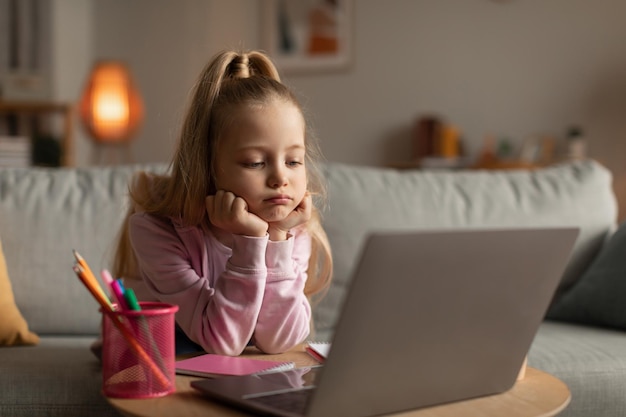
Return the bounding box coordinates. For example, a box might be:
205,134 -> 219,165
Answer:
206,190 -> 268,237
268,192 -> 312,241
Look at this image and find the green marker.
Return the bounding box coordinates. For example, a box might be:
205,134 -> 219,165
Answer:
123,288 -> 141,311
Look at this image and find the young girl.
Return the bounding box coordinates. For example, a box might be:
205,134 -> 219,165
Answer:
112,50 -> 333,356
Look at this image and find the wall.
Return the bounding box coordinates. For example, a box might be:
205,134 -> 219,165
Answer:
289,0 -> 626,170
54,0 -> 626,216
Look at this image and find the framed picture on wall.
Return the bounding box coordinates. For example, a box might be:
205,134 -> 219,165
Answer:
261,0 -> 353,74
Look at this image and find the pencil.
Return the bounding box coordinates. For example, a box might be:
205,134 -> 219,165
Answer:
73,249 -> 109,304
74,264 -> 112,311
73,265 -> 172,390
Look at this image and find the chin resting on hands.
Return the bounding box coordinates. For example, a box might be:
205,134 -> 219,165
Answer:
268,192 -> 312,241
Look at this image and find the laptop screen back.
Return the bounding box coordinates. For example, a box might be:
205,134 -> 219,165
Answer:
306,227 -> 578,417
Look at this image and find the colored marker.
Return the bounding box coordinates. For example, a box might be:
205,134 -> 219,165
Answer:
116,278 -> 126,293
124,288 -> 141,311
100,269 -> 119,308
110,279 -> 129,310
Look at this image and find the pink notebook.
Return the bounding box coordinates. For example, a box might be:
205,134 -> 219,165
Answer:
175,354 -> 295,378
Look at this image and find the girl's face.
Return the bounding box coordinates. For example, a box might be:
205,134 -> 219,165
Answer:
214,100 -> 308,223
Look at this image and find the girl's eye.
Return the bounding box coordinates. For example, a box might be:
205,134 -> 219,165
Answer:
244,161 -> 264,168
287,160 -> 303,167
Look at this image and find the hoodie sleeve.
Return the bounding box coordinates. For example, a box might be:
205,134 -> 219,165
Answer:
252,228 -> 312,353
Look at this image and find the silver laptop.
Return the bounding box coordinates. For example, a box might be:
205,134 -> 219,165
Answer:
192,227 -> 579,417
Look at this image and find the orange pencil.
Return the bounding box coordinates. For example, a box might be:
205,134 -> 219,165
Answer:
73,265 -> 171,390
74,264 -> 112,311
73,249 -> 109,304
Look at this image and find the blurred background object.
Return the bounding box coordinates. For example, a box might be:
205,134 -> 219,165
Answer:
79,60 -> 143,165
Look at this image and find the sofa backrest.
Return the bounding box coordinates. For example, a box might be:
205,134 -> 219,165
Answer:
313,160 -> 617,341
0,164 -> 168,335
0,160 -> 617,339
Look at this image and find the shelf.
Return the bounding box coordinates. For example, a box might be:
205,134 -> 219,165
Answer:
0,100 -> 74,167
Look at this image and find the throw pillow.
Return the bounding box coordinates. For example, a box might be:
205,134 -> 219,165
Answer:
547,221 -> 626,329
0,237 -> 40,346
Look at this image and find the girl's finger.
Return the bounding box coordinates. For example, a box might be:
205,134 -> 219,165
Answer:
231,196 -> 248,215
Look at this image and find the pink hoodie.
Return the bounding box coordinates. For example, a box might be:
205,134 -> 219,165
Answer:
127,212 -> 312,356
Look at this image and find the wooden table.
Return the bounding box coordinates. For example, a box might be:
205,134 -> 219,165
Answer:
107,345 -> 570,417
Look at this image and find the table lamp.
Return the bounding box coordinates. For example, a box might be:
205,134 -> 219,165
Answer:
79,61 -> 143,164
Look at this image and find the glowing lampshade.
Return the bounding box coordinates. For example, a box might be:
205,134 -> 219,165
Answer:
79,61 -> 143,143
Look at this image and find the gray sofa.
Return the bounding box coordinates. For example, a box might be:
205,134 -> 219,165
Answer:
1,160 -> 625,416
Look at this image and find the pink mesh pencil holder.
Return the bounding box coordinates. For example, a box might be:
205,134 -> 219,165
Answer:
101,302 -> 179,398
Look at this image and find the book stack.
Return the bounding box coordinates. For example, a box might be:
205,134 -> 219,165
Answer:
0,136 -> 31,167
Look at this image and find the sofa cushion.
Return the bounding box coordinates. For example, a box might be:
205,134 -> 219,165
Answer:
0,236 -> 39,346
313,160 -> 617,341
547,220 -> 626,329
529,321 -> 626,417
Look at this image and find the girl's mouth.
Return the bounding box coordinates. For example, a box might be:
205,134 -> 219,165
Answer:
265,196 -> 292,205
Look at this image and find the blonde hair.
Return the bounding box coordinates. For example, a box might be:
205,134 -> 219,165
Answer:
113,50 -> 333,301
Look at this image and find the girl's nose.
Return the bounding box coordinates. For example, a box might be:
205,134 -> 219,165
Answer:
268,165 -> 288,188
